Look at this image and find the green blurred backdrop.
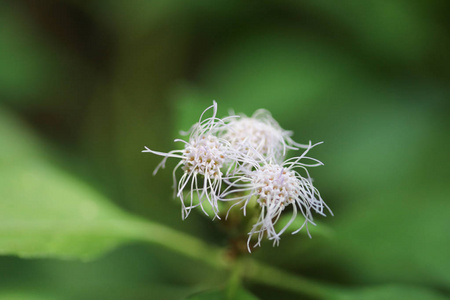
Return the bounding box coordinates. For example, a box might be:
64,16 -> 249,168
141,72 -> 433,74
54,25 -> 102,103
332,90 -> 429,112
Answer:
0,1 -> 449,299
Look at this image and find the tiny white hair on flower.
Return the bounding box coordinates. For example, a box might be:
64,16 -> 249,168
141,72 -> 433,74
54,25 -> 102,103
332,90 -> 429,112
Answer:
220,141 -> 332,251
142,101 -> 239,219
222,109 -> 309,163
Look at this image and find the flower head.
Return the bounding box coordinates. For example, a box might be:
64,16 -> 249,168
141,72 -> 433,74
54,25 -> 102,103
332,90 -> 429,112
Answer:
220,142 -> 331,251
143,101 -> 332,252
222,109 -> 308,163
143,101 -> 238,219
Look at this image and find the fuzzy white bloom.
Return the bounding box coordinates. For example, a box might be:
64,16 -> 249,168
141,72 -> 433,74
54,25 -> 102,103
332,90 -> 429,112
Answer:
142,101 -> 238,219
222,109 -> 308,163
143,101 -> 332,252
220,142 -> 332,251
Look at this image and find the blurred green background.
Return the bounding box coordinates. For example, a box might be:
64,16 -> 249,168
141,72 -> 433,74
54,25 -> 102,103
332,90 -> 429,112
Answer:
0,1 -> 449,299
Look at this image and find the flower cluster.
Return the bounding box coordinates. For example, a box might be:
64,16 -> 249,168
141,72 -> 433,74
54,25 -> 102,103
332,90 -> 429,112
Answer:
143,101 -> 332,251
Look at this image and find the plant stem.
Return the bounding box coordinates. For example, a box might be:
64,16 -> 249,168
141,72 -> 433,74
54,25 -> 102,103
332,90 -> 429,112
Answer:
113,218 -> 228,269
244,259 -> 342,299
226,259 -> 244,299
115,218 -> 341,299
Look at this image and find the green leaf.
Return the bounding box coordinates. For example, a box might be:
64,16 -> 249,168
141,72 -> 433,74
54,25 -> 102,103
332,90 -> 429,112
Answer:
0,292 -> 57,300
0,108 -> 138,260
0,283 -> 196,300
0,107 -> 226,265
186,287 -> 259,300
332,285 -> 448,300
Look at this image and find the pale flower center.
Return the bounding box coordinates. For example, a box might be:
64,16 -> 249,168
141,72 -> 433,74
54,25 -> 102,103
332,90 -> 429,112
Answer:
182,135 -> 225,177
224,119 -> 280,156
252,164 -> 299,207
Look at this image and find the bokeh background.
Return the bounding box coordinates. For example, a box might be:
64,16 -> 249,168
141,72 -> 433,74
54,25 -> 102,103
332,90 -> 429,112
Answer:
0,1 -> 449,299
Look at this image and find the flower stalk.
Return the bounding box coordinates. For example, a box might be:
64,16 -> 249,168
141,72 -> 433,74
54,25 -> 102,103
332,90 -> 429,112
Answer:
117,217 -> 340,299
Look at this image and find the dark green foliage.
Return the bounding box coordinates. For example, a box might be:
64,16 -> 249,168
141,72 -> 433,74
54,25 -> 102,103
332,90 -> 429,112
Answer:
0,0 -> 449,299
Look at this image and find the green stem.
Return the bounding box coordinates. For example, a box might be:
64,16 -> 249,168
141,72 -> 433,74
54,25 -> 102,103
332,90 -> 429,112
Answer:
113,218 -> 228,270
226,259 -> 244,299
244,259 -> 342,299
113,218 -> 341,299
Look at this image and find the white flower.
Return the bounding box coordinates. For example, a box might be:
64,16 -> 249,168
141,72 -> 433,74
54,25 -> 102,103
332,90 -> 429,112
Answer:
142,101 -> 238,219
220,142 -> 332,251
222,109 -> 308,163
142,100 -> 332,252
